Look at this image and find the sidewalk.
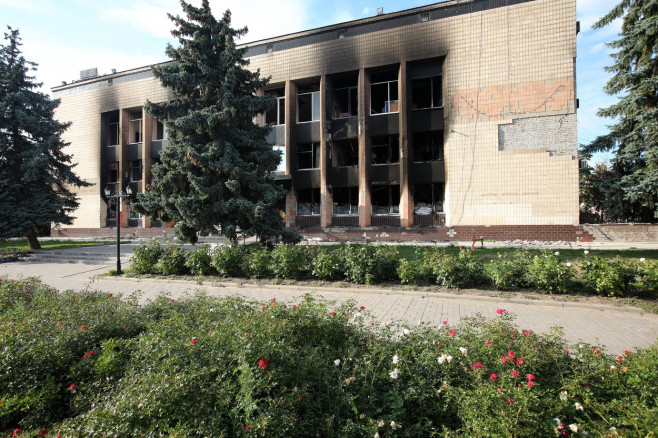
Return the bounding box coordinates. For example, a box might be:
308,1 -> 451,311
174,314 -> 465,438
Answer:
1,260 -> 657,356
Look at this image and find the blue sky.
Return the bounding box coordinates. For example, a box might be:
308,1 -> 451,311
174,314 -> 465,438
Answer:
2,0 -> 621,163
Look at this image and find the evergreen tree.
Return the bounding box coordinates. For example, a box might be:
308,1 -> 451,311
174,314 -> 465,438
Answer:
0,28 -> 90,249
580,0 -> 658,222
134,0 -> 298,244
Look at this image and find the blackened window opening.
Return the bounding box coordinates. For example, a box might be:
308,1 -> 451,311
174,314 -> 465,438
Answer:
414,183 -> 444,214
371,184 -> 400,215
298,143 -> 321,169
333,186 -> 358,215
331,139 -> 358,167
372,135 -> 400,164
413,131 -> 444,162
297,188 -> 321,216
411,76 -> 442,109
265,88 -> 285,125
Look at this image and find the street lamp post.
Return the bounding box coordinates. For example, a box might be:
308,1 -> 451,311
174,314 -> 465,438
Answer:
104,184 -> 134,275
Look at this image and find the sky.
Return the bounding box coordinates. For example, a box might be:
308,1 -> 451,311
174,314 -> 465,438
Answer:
1,0 -> 621,163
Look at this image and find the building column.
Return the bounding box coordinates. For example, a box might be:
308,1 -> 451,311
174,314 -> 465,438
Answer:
358,68 -> 372,227
119,109 -> 130,228
141,109 -> 152,228
320,74 -> 332,227
284,80 -> 296,227
399,61 -> 414,227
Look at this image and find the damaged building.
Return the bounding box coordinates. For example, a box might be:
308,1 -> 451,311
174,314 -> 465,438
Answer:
51,0 -> 588,242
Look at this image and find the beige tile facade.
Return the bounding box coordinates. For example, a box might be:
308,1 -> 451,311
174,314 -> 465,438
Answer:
53,0 -> 578,231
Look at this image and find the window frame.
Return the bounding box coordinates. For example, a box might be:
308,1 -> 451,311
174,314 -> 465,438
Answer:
411,75 -> 443,110
332,86 -> 358,119
370,80 -> 399,115
128,111 -> 142,144
297,91 -> 320,123
129,159 -> 142,182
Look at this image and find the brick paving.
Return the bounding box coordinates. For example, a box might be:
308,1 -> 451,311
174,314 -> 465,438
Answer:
2,260 -> 657,355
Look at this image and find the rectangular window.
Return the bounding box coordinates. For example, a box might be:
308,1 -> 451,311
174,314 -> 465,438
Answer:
129,209 -> 142,219
371,135 -> 399,165
411,76 -> 442,109
371,80 -> 398,115
332,86 -> 358,119
414,183 -> 444,214
265,89 -> 285,125
107,161 -> 119,183
413,131 -> 444,162
298,91 -> 320,122
153,119 -> 167,140
107,113 -> 119,147
130,159 -> 142,182
297,143 -> 321,170
297,188 -> 320,216
332,186 -> 358,215
371,184 -> 400,215
129,111 -> 142,144
330,139 -> 358,167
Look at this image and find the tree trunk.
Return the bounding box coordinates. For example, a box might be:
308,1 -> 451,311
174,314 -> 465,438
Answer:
26,229 -> 41,250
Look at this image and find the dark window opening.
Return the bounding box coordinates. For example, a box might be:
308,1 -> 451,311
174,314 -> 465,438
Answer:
371,184 -> 400,215
297,143 -> 320,169
107,113 -> 119,147
371,80 -> 398,115
332,86 -> 358,119
411,76 -> 442,109
331,139 -> 358,167
130,159 -> 142,182
153,119 -> 167,140
129,111 -> 142,143
265,88 -> 285,125
106,161 -> 119,204
413,131 -> 444,162
414,183 -> 444,214
372,135 -> 399,164
297,188 -> 320,216
333,186 -> 358,215
297,83 -> 320,123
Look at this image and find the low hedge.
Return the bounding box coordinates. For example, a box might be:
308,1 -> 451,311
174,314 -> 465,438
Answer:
1,277 -> 656,436
130,241 -> 658,298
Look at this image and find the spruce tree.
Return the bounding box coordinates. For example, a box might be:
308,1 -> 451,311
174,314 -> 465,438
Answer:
0,28 -> 90,249
580,0 -> 658,222
134,0 -> 298,244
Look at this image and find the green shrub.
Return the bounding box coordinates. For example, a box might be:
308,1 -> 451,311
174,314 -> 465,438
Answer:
397,247 -> 434,284
157,243 -> 188,275
582,256 -> 637,297
212,244 -> 246,277
526,250 -> 574,294
129,239 -> 162,274
634,259 -> 658,295
270,244 -> 316,280
2,279 -> 658,437
341,243 -> 399,284
486,250 -> 533,290
185,245 -> 215,276
311,249 -> 344,281
432,247 -> 488,288
243,244 -> 272,279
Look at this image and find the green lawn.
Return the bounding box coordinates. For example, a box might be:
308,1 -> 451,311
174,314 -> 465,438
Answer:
0,239 -> 116,252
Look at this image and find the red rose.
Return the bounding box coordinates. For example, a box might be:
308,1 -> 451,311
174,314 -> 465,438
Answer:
190,340 -> 197,345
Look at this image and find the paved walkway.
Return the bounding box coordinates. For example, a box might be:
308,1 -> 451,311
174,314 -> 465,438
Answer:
1,259 -> 657,356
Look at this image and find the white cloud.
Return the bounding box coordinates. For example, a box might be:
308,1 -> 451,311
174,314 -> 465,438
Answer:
0,0 -> 57,14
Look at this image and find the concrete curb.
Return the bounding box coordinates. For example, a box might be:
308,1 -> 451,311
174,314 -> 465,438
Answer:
100,275 -> 650,316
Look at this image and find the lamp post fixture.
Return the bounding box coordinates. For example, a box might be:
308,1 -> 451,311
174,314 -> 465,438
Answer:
104,184 -> 134,275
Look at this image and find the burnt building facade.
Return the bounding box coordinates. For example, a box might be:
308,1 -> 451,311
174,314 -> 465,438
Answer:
52,0 -> 585,241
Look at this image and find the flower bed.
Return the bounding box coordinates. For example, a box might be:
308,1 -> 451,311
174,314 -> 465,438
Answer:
1,277 -> 656,436
130,242 -> 658,298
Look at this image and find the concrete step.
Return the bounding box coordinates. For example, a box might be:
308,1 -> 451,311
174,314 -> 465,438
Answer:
29,250 -> 132,265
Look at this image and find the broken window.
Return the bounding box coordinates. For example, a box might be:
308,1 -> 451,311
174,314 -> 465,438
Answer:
129,111 -> 142,143
298,84 -> 320,122
106,161 -> 119,201
414,183 -> 444,214
265,88 -> 285,125
371,184 -> 400,215
371,135 -> 400,164
107,112 -> 119,146
370,70 -> 398,115
332,86 -> 358,119
297,143 -> 320,169
297,188 -> 321,216
130,159 -> 142,182
330,139 -> 358,167
411,76 -> 442,109
333,186 -> 358,215
413,131 -> 444,162
153,119 -> 167,140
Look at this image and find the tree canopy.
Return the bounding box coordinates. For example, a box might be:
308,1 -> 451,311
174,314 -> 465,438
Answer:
580,0 -> 658,222
0,28 -> 90,249
133,0 -> 298,244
